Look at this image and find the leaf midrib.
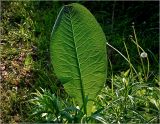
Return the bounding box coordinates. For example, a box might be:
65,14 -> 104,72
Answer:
68,9 -> 86,113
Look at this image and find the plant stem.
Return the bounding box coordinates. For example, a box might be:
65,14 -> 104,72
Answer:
111,1 -> 116,33
132,25 -> 147,81
130,27 -> 150,81
123,39 -> 133,76
109,58 -> 114,97
106,42 -> 138,75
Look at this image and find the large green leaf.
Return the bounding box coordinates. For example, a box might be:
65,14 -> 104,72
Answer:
50,3 -> 107,114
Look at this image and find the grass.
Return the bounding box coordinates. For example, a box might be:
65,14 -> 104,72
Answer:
1,1 -> 159,123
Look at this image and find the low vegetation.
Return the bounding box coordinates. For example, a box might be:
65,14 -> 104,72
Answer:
1,1 -> 159,123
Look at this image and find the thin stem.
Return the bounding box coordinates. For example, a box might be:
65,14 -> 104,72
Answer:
131,38 -> 150,80
132,25 -> 147,81
111,1 -> 116,33
106,42 -> 138,75
109,58 -> 114,97
124,81 -> 128,122
123,39 -> 133,76
130,30 -> 150,81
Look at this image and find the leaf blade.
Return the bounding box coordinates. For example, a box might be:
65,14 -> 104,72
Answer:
50,3 -> 107,114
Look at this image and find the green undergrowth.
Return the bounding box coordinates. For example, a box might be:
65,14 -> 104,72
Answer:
1,1 -> 159,123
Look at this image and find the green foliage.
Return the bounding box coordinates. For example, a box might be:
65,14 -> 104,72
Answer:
30,88 -> 62,122
97,71 -> 160,123
50,3 -> 107,115
29,88 -> 106,123
1,1 -> 159,123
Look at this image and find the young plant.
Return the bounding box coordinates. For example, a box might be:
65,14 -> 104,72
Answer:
30,88 -> 64,123
50,3 -> 107,115
30,88 -> 107,123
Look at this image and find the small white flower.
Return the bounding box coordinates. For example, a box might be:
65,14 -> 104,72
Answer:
76,106 -> 80,110
122,78 -> 126,83
42,113 -> 47,117
140,52 -> 147,58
